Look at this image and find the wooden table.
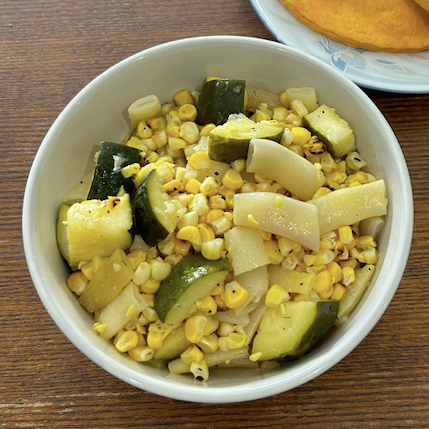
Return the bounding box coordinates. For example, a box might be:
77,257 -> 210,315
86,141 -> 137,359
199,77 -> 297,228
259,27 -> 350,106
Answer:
1,0 -> 428,427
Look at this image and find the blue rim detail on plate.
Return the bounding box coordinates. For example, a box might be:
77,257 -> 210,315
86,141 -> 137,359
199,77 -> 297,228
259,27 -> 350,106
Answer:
250,0 -> 429,93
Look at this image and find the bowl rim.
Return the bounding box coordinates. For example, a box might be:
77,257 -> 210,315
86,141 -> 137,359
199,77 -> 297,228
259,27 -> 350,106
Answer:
22,35 -> 413,403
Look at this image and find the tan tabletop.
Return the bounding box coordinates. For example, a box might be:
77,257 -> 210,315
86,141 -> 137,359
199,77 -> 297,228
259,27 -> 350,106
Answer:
1,0 -> 428,427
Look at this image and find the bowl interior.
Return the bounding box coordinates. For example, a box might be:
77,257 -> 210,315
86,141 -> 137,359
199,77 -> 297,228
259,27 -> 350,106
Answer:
23,36 -> 413,402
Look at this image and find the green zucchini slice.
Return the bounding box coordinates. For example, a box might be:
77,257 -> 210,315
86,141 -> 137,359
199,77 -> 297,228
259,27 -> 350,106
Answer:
56,204 -> 71,264
252,300 -> 339,361
208,114 -> 283,163
197,79 -> 246,126
153,325 -> 192,360
87,141 -> 141,200
154,254 -> 230,324
133,169 -> 177,246
302,105 -> 356,158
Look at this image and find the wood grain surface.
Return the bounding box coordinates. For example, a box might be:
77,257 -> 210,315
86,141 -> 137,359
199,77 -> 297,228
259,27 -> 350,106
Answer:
1,0 -> 428,427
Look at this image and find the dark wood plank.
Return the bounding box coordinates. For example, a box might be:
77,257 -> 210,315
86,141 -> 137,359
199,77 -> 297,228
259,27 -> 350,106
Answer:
1,0 -> 428,427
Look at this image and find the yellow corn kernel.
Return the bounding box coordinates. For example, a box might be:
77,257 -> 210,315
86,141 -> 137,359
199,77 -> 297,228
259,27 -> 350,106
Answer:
357,235 -> 377,250
264,240 -> 283,265
293,293 -> 309,302
167,125 -> 181,138
336,160 -> 347,173
185,178 -> 201,194
197,223 -> 216,243
303,254 -> 317,267
174,239 -> 192,256
201,177 -> 219,196
313,270 -> 332,293
313,249 -> 335,265
342,266 -> 356,286
176,226 -> 201,246
127,249 -> 147,271
207,209 -> 224,224
93,322 -> 106,335
348,181 -> 362,188
222,169 -> 244,190
279,91 -> 289,108
147,325 -> 163,349
310,265 -> 326,274
173,89 -> 194,106
331,283 -> 346,300
203,316 -> 220,336
363,247 -> 379,265
327,261 -> 342,284
198,334 -> 219,354
190,359 -> 209,382
318,285 -> 334,299
265,284 -> 290,307
214,294 -> 228,311
141,278 -> 161,294
224,191 -> 234,209
196,295 -> 217,316
181,345 -> 204,364
295,264 -> 308,273
200,123 -> 216,136
202,238 -> 224,260
121,163 -> 141,179
81,262 -> 94,281
211,282 -> 225,296
188,151 -> 210,170
252,109 -> 271,122
208,195 -> 226,210
249,352 -> 263,362
312,187 -> 332,199
185,315 -> 207,343
340,259 -> 358,269
338,226 -> 354,244
161,179 -> 184,194
345,171 -> 369,185
66,271 -> 89,296
345,233 -> 358,250
222,281 -> 249,309
115,330 -> 139,353
328,171 -> 347,185
225,333 -> 247,350
133,261 -> 151,285
231,158 -> 246,172
147,116 -> 167,132
177,104 -> 198,122
240,183 -> 257,193
291,127 -> 311,145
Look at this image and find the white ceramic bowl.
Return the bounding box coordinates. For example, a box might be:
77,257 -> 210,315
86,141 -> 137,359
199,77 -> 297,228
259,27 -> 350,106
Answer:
23,36 -> 413,403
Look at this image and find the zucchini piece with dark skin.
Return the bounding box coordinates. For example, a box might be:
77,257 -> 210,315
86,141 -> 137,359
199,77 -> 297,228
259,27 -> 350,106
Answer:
133,169 -> 177,247
197,79 -> 246,126
87,142 -> 141,200
252,300 -> 339,361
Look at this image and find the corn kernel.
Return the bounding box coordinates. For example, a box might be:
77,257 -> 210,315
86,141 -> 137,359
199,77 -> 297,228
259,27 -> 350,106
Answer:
167,125 -> 181,138
115,330 -> 139,353
327,261 -> 342,284
66,271 -> 89,296
80,262 -> 94,281
201,238 -> 224,260
93,322 -> 106,335
231,158 -> 246,172
363,248 -> 379,264
313,270 -> 332,293
303,254 -> 317,267
121,163 -> 141,179
176,225 -> 201,246
147,324 -> 163,349
251,109 -> 271,122
291,99 -> 308,118
214,294 -> 228,311
222,169 -> 244,190
211,215 -> 232,235
200,123 -> 216,136
203,316 -> 220,336
338,226 -> 354,244
319,285 -> 334,299
196,296 -> 217,316
264,240 -> 283,265
222,281 -> 249,309
342,267 -> 356,286
345,171 -> 369,185
181,345 -> 204,364
208,194 -> 226,210
207,209 -> 224,224
133,261 -> 151,286
161,179 -> 183,194
291,126 -> 311,145
148,116 -> 167,132
188,151 -> 210,170
224,333 -> 246,350
173,89 -> 194,106
188,193 -> 209,216
331,283 -> 346,300
177,104 -> 197,122
178,211 -> 199,229
190,359 -> 209,382
249,352 -> 263,362
197,223 -> 216,243
357,235 -> 377,250
127,249 -> 147,270
265,284 -> 290,307
201,177 -> 219,196
313,249 -> 335,265
278,236 -> 300,256
185,315 -> 207,343
185,178 -> 201,194
174,239 -> 192,256
279,91 -> 289,107
198,334 -> 219,354
340,259 -> 358,269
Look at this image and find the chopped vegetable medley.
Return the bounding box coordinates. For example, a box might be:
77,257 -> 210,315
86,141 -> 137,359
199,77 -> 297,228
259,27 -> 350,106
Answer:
57,78 -> 388,382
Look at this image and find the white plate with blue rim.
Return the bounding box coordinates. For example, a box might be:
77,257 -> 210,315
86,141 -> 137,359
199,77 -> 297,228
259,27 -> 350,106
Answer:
250,0 -> 429,93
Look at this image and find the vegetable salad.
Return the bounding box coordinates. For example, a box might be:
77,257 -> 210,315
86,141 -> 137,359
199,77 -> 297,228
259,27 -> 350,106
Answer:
57,78 -> 387,382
